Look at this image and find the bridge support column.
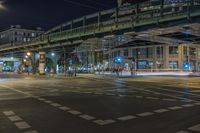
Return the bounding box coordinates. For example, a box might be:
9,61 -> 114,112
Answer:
178,44 -> 184,71
39,52 -> 46,75
163,45 -> 169,70
153,46 -> 157,71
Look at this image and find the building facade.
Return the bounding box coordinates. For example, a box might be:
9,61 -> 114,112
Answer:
106,43 -> 200,72
0,25 -> 44,47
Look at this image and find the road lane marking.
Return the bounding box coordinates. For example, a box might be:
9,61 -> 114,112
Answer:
93,119 -> 116,125
3,111 -> 15,116
162,98 -> 177,102
44,100 -> 53,103
68,110 -> 82,115
51,103 -> 62,107
182,104 -> 195,108
135,96 -> 143,98
0,85 -> 30,96
168,106 -> 183,110
59,106 -> 71,111
137,112 -> 154,117
80,114 -> 95,120
8,116 -> 23,122
194,102 -> 200,105
176,131 -> 191,133
146,97 -> 159,100
23,130 -> 39,133
154,109 -> 169,113
38,98 -> 46,101
117,115 -> 137,121
188,124 -> 200,132
14,121 -> 31,129
3,111 -> 38,132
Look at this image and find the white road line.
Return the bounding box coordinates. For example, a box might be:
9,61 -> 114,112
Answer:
117,115 -> 137,121
181,104 -> 195,108
8,116 -> 22,122
14,121 -> 31,129
126,85 -> 198,102
50,103 -> 62,107
154,109 -> 169,113
68,110 -> 82,115
93,119 -> 116,125
44,100 -> 53,103
188,124 -> 200,132
32,96 -> 39,98
162,98 -> 177,102
23,130 -> 39,133
94,93 -> 103,95
3,111 -> 15,116
79,114 -> 95,120
137,112 -> 154,117
106,93 -> 115,96
194,102 -> 200,105
37,98 -> 46,101
168,106 -> 183,110
176,131 -> 191,133
59,106 -> 71,111
146,97 -> 159,100
0,85 -> 30,96
153,86 -> 200,98
135,96 -> 143,98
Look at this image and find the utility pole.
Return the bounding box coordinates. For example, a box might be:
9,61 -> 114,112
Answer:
74,45 -> 77,77
63,47 -> 67,77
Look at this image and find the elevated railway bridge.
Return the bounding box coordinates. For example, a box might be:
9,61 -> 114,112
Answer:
0,0 -> 200,74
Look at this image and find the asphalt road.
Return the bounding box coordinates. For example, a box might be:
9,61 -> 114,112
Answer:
0,74 -> 199,133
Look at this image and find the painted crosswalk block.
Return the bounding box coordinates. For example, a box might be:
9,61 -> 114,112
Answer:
3,111 -> 15,116
137,112 -> 154,117
117,115 -> 137,121
80,114 -> 95,120
14,121 -> 31,129
188,124 -> 200,132
8,116 -> 22,122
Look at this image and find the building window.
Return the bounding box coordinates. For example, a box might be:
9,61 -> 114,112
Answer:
169,61 -> 178,69
123,49 -> 129,57
117,50 -> 121,56
27,38 -> 30,42
138,48 -> 147,58
31,33 -> 35,37
15,32 -> 18,35
169,46 -> 178,54
114,51 -> 118,57
147,47 -> 153,58
183,46 -> 187,55
23,38 -> 26,42
132,49 -> 136,57
0,34 -> 5,38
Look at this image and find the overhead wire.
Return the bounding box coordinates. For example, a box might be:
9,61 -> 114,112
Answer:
63,0 -> 100,11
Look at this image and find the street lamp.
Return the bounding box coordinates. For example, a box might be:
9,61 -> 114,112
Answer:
27,52 -> 31,56
0,1 -> 6,10
51,52 -> 55,56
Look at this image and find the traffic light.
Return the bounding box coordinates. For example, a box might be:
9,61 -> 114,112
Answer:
183,63 -> 190,70
115,56 -> 122,64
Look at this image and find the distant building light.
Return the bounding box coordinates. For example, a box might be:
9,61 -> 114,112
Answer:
27,52 -> 31,56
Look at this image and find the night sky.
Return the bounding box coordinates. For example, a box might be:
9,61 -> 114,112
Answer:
0,0 -> 117,30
